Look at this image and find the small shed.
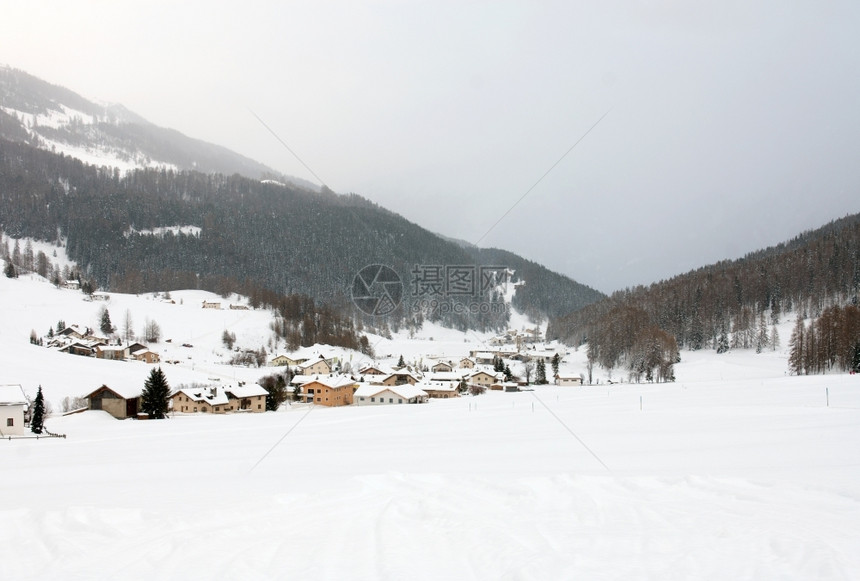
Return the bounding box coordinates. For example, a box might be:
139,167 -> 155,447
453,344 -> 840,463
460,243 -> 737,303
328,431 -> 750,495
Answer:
85,384 -> 142,419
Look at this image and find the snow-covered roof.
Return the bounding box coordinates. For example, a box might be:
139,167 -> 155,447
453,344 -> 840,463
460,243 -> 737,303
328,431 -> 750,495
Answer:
415,381 -> 456,392
86,383 -> 142,401
358,363 -> 395,375
353,384 -> 387,398
355,383 -> 428,400
174,386 -> 229,406
303,375 -> 356,389
298,356 -> 331,370
427,371 -> 468,382
97,345 -> 127,353
387,370 -> 421,380
226,384 -> 268,398
469,370 -> 502,379
0,384 -> 28,406
387,384 -> 428,399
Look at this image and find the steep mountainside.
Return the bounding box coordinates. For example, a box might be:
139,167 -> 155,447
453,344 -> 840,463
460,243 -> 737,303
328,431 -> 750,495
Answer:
0,138 -> 604,332
0,66 -> 313,187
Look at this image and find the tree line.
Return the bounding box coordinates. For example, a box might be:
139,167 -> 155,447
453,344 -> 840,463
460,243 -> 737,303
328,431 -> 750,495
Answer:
788,305 -> 860,375
548,213 -> 860,376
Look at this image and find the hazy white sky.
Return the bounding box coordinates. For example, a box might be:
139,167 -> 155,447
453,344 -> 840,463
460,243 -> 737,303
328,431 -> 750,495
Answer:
2,1 -> 859,293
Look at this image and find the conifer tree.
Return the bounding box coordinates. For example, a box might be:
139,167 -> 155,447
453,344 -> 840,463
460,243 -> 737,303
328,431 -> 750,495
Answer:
788,316 -> 805,375
397,354 -> 405,368
551,353 -> 560,377
536,358 -> 547,384
852,342 -> 860,373
141,367 -> 171,419
100,307 -> 114,335
30,386 -> 46,434
716,326 -> 729,354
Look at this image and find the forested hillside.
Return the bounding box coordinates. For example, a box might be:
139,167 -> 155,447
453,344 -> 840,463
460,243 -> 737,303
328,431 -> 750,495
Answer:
548,213 -> 860,378
0,139 -> 603,333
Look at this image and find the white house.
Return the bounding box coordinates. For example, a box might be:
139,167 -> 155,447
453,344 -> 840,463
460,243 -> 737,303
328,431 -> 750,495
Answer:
0,384 -> 29,436
354,383 -> 428,405
555,374 -> 583,386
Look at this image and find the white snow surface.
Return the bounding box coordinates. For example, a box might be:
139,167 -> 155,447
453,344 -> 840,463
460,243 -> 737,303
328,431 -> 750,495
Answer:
2,261 -> 860,580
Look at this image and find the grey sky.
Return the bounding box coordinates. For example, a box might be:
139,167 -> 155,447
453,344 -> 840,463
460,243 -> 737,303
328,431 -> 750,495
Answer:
3,1 -> 859,293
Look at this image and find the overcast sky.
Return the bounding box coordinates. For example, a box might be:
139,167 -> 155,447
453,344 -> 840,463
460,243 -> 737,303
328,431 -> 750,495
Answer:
3,1 -> 859,294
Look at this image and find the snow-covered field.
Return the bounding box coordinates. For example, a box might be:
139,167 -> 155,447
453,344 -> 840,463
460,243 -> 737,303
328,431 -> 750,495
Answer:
2,256 -> 860,580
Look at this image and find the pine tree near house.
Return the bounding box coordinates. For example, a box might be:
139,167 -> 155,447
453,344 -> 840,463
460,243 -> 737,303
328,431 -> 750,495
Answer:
551,353 -> 560,378
141,367 -> 171,419
397,354 -> 405,368
30,386 -> 46,434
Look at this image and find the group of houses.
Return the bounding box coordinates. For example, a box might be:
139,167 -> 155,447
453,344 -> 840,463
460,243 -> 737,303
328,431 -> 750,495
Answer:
47,325 -> 160,364
51,343 -> 584,421
84,381 -> 269,419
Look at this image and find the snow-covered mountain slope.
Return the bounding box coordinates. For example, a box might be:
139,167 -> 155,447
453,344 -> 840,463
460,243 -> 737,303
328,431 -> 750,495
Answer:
0,65 -> 316,187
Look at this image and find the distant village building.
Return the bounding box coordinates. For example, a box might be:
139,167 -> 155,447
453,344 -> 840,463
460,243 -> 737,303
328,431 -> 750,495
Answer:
430,361 -> 453,373
270,354 -> 304,367
468,371 -> 502,388
0,384 -> 29,436
415,381 -> 459,399
59,341 -> 98,357
358,363 -> 391,376
202,301 -> 221,309
95,345 -> 129,361
171,384 -> 267,413
297,356 -> 332,376
132,349 -> 160,364
299,375 -> 357,407
354,383 -> 428,405
379,370 -> 420,387
489,381 -> 520,392
555,375 -> 583,386
459,357 -> 476,369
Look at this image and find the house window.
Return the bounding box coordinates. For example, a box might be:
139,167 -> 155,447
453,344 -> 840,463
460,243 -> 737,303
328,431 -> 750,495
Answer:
257,404 -> 261,409
371,397 -> 375,402
398,399 -> 403,404
389,398 -> 393,403
360,397 -> 365,401
6,418 -> 13,427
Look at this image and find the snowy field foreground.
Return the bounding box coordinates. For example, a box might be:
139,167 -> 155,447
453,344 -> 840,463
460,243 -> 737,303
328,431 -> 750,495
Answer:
3,375 -> 860,580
